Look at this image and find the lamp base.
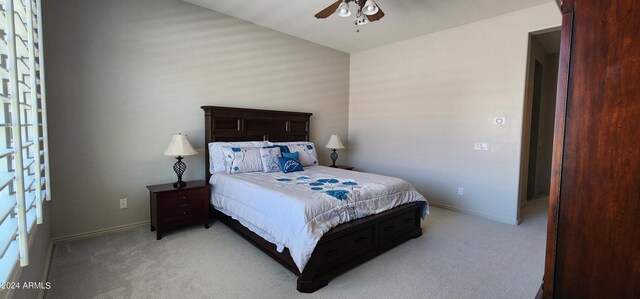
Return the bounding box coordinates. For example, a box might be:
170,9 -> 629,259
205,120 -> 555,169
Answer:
330,149 -> 338,167
172,156 -> 187,189
173,180 -> 187,189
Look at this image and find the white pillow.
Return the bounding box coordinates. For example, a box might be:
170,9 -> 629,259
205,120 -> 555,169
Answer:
259,147 -> 282,173
270,142 -> 319,167
221,146 -> 263,174
208,141 -> 268,174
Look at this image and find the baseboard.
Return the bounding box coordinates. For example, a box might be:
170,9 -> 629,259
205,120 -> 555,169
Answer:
52,221 -> 150,243
429,201 -> 519,225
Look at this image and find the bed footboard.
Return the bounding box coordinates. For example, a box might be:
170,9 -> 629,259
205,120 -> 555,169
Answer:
297,201 -> 424,293
211,201 -> 425,293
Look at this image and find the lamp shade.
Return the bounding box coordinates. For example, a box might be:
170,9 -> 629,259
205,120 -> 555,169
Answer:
164,134 -> 198,156
325,134 -> 345,149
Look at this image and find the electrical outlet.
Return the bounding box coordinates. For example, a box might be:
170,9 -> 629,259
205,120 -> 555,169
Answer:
119,198 -> 127,209
457,187 -> 464,196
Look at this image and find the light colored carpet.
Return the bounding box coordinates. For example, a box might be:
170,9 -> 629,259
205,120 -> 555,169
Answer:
45,199 -> 548,299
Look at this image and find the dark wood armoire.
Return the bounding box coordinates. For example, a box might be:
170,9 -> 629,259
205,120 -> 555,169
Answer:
543,0 -> 640,298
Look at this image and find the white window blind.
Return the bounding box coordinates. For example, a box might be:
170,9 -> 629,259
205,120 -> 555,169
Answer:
0,0 -> 50,283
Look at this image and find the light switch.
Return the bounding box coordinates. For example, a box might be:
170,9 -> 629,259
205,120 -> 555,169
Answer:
493,117 -> 506,125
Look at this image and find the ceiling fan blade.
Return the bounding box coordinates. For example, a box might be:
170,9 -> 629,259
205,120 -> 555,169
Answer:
315,0 -> 343,19
366,6 -> 385,22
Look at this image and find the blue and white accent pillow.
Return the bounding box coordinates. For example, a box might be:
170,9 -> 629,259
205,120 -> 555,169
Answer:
270,142 -> 319,167
282,152 -> 299,159
259,147 -> 282,173
278,157 -> 304,173
209,141 -> 268,174
222,146 -> 263,174
263,145 -> 290,154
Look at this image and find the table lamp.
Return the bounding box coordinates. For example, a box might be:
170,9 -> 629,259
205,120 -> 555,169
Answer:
325,134 -> 345,168
164,133 -> 198,188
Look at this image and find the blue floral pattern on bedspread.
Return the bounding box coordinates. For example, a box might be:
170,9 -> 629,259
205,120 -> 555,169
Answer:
326,189 -> 349,201
273,176 -> 362,202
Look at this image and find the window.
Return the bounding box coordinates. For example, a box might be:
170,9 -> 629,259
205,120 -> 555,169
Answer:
0,0 -> 50,283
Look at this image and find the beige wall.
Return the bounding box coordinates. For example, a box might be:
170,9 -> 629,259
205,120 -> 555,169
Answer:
43,0 -> 350,238
349,3 -> 560,224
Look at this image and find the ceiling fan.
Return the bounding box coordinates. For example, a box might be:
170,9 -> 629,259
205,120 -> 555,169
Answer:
315,0 -> 385,26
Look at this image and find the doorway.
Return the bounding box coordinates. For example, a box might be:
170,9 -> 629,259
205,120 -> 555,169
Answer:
518,29 -> 561,222
527,60 -> 545,199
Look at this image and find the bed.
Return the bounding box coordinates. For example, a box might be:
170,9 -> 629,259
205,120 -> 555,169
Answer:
202,106 -> 427,292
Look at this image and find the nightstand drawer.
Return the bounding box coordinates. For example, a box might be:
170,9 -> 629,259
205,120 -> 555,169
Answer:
163,203 -> 204,222
158,189 -> 203,207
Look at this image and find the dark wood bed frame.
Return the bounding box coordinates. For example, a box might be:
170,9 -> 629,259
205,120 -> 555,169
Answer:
202,106 -> 425,293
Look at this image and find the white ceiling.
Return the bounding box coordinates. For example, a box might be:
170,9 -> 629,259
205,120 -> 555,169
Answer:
183,0 -> 554,53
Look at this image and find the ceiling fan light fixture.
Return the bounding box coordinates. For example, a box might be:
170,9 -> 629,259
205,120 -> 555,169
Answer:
354,9 -> 368,26
362,0 -> 379,15
336,1 -> 351,17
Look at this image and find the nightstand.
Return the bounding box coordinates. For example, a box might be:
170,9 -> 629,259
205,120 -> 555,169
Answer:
334,165 -> 354,170
146,180 -> 210,240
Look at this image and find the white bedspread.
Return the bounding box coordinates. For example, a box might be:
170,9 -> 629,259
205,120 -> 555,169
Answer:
210,166 -> 428,272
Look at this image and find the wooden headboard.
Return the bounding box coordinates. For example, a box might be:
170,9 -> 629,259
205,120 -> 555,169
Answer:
201,106 -> 313,181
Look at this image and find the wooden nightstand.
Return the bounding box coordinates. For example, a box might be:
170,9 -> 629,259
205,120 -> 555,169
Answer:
334,165 -> 354,170
146,180 -> 210,240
